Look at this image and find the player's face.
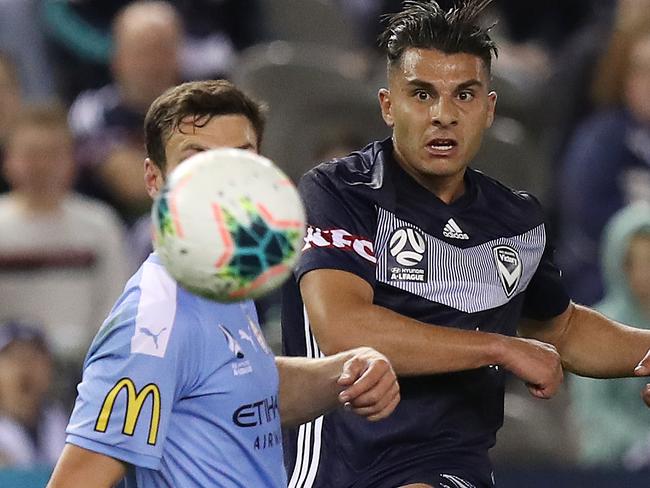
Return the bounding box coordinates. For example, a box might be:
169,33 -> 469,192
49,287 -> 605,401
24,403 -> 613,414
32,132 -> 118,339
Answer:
379,48 -> 496,195
145,114 -> 259,197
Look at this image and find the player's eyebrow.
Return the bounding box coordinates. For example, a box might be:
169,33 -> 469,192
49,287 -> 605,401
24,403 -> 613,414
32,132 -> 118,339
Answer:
180,141 -> 256,152
406,78 -> 436,91
455,79 -> 483,91
236,143 -> 255,151
179,142 -> 207,153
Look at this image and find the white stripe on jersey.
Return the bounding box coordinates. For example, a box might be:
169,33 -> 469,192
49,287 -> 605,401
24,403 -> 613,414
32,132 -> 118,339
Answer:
130,261 -> 177,358
304,415 -> 324,486
289,421 -> 313,488
288,307 -> 324,488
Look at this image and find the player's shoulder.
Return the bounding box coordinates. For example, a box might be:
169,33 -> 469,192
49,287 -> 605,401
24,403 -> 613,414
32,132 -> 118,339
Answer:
470,168 -> 545,222
89,256 -> 196,359
300,139 -> 388,196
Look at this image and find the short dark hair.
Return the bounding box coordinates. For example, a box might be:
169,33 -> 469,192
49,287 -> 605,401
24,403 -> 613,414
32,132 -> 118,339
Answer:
144,80 -> 267,171
378,0 -> 497,73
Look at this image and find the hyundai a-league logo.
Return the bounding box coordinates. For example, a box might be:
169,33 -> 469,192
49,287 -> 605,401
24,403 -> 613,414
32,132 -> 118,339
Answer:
387,227 -> 428,282
492,245 -> 522,298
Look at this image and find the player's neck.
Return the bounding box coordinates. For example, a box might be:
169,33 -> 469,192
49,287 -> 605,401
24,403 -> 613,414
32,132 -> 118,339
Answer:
424,174 -> 466,204
394,155 -> 466,204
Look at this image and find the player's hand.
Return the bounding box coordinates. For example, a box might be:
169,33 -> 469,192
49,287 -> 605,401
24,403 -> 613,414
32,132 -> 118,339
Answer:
336,347 -> 400,421
500,336 -> 563,400
633,349 -> 650,407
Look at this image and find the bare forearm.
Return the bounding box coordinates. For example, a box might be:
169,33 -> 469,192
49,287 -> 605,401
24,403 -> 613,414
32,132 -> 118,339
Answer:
301,270 -> 562,398
526,304 -> 650,378
47,444 -> 125,488
276,352 -> 353,427
278,347 -> 399,427
312,302 -> 505,376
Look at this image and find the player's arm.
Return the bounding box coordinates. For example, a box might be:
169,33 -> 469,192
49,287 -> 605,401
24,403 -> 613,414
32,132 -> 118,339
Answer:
276,346 -> 400,427
520,301 -> 650,378
301,269 -> 563,399
47,444 -> 126,488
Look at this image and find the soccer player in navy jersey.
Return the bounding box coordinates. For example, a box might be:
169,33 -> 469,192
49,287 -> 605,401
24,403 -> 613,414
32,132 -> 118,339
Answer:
46,80 -> 400,488
281,1 -> 650,487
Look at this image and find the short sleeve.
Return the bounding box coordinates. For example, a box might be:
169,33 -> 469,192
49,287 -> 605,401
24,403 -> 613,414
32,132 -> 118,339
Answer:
66,277 -> 187,470
296,170 -> 378,286
522,241 -> 571,321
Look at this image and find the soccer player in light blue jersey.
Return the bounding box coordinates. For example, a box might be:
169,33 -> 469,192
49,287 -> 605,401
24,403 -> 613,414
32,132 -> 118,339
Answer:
47,80 -> 400,488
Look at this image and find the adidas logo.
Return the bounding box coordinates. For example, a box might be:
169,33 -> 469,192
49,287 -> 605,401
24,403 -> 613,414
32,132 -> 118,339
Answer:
443,218 -> 469,240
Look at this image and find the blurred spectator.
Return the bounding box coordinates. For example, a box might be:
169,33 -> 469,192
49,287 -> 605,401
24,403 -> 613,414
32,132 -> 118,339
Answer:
570,203 -> 650,467
494,0 -> 611,48
43,0 -> 265,102
591,0 -> 650,109
0,321 -> 66,468
557,27 -> 650,305
0,51 -> 22,194
492,0 -> 615,131
179,0 -> 266,80
0,0 -> 56,101
68,1 -> 182,224
0,103 -> 129,362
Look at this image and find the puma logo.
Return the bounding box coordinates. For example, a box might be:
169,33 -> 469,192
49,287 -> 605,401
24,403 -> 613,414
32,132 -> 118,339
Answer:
139,327 -> 167,349
239,329 -> 257,350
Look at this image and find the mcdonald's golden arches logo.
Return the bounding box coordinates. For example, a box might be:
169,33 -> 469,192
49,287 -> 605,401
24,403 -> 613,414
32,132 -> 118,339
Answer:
94,378 -> 161,445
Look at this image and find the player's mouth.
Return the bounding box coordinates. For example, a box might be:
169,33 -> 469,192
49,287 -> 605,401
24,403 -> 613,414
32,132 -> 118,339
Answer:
425,138 -> 458,156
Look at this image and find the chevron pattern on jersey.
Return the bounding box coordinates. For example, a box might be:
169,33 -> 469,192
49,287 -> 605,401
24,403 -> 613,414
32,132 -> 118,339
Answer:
375,207 -> 546,313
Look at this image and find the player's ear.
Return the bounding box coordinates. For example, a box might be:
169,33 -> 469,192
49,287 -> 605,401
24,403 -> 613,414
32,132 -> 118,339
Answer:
144,158 -> 164,198
485,91 -> 497,128
378,88 -> 394,128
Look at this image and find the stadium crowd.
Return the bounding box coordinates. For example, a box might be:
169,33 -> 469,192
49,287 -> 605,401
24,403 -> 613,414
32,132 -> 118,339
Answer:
0,0 -> 649,486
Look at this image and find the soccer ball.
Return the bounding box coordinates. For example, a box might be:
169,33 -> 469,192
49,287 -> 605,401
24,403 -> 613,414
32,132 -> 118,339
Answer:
152,148 -> 305,302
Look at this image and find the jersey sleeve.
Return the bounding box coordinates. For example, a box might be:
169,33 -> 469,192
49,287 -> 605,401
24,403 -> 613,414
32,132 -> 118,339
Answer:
295,169 -> 378,286
65,280 -> 191,470
522,240 -> 571,321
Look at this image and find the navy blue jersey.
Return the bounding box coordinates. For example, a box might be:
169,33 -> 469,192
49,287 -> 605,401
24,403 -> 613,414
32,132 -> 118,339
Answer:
281,138 -> 570,488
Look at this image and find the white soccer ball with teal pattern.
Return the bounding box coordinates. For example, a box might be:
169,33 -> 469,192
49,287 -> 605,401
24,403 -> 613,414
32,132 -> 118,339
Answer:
152,148 -> 305,302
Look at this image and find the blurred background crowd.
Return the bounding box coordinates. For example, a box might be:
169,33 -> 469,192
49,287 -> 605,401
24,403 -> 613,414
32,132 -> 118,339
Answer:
0,0 -> 649,486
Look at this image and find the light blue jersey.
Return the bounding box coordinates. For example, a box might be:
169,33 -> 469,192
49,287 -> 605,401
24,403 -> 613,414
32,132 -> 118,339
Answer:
66,254 -> 286,487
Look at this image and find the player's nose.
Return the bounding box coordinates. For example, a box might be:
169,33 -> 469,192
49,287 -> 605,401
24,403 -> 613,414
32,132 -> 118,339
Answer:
430,96 -> 458,127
